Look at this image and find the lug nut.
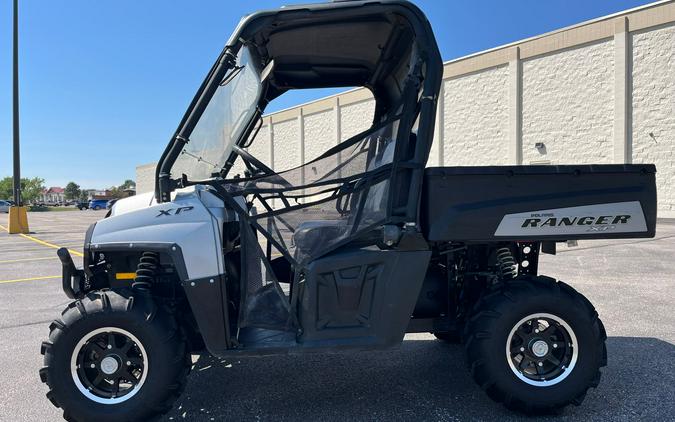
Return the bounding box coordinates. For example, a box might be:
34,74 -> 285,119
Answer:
126,361 -> 131,366
90,364 -> 96,369
520,347 -> 525,352
553,344 -> 558,348
538,362 -> 543,367
534,329 -> 539,333
107,345 -> 112,349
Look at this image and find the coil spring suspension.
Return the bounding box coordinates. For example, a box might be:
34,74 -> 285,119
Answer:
495,247 -> 518,280
133,251 -> 160,291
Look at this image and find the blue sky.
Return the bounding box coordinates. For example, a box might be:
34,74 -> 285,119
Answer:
0,0 -> 654,189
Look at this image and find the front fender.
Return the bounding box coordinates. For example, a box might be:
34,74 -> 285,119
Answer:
89,189 -> 223,280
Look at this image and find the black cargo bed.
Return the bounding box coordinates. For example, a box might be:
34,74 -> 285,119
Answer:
421,164 -> 657,242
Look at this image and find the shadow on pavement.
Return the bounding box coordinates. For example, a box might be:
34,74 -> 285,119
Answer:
165,336 -> 674,421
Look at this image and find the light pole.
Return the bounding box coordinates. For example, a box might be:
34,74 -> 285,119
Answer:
13,0 -> 21,205
8,0 -> 29,234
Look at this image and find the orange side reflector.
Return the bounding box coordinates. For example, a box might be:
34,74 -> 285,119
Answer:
115,273 -> 136,280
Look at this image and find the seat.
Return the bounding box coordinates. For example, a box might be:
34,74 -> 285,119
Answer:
291,134 -> 405,259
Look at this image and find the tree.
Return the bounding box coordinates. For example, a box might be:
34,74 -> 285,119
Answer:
120,179 -> 136,190
109,179 -> 136,198
64,182 -> 81,200
22,177 -> 46,203
0,176 -> 44,203
0,177 -> 12,200
108,186 -> 123,199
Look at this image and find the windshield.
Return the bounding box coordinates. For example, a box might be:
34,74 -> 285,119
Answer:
172,46 -> 261,180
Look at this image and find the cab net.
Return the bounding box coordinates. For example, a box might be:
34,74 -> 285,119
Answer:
218,118 -> 403,330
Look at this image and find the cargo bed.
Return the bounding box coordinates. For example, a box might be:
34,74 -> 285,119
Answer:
421,164 -> 657,242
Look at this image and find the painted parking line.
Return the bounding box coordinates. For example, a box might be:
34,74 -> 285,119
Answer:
0,223 -> 83,257
0,275 -> 60,284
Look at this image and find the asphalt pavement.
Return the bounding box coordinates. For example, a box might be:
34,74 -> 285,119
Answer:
0,211 -> 673,421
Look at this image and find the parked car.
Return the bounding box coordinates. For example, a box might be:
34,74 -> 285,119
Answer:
0,200 -> 10,213
106,199 -> 118,209
88,199 -> 108,210
76,201 -> 89,210
39,201 -> 62,207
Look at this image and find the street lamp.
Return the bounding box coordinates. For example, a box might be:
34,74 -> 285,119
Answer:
8,0 -> 29,234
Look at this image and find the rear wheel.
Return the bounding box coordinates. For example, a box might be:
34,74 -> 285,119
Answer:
464,276 -> 606,414
40,290 -> 190,422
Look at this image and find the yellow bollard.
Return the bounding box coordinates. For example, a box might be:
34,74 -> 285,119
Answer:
8,206 -> 29,234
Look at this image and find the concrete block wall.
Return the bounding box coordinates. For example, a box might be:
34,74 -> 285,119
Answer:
522,40 -> 615,165
137,1 -> 675,217
135,163 -> 155,197
631,24 -> 675,213
442,66 -> 510,166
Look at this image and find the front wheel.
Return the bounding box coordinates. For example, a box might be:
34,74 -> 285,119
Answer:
464,276 -> 607,414
40,291 -> 190,422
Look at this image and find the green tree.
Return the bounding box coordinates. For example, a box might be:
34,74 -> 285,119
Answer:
108,186 -> 122,199
120,179 -> 136,190
64,182 -> 81,200
22,177 -> 46,202
0,177 -> 12,200
0,176 -> 45,203
108,179 -> 136,198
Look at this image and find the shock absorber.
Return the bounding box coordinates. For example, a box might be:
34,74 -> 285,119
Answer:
495,247 -> 518,281
133,251 -> 160,291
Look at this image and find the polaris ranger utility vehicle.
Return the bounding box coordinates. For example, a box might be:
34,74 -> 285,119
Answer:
40,1 -> 657,420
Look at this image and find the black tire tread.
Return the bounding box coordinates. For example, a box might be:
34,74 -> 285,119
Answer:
40,290 -> 190,422
463,276 -> 607,414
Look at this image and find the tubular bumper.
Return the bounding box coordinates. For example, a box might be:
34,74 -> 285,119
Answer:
57,248 -> 84,299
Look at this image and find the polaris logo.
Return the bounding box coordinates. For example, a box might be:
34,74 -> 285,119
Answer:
494,201 -> 647,237
521,215 -> 630,228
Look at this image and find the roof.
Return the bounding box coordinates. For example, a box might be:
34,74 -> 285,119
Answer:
44,187 -> 65,194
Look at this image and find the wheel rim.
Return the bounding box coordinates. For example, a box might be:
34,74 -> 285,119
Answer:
70,327 -> 149,404
505,313 -> 578,387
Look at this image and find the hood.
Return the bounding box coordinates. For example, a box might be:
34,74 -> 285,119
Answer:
109,192 -> 155,217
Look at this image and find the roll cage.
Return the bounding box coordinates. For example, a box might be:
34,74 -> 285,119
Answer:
153,1 -> 443,335
156,0 -> 443,226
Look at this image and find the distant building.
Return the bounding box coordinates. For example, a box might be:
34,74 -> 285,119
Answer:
80,188 -> 135,201
82,189 -> 112,200
39,187 -> 65,204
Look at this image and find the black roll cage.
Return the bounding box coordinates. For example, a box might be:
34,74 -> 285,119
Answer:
156,0 -> 442,226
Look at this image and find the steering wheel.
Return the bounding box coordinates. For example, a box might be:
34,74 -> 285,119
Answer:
232,145 -> 294,192
232,145 -> 274,176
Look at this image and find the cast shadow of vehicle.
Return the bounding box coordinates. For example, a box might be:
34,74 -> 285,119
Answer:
164,336 -> 674,421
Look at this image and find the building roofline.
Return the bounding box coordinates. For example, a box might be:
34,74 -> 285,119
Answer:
263,0 -> 674,117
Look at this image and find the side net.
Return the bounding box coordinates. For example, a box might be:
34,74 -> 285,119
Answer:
230,119 -> 400,264
238,222 -> 294,330
226,119 -> 401,330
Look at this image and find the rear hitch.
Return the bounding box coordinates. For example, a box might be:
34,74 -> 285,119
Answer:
57,248 -> 84,299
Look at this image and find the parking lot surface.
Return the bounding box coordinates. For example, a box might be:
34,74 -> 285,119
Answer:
0,211 -> 673,421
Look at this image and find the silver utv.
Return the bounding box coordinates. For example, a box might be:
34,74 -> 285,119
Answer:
40,1 -> 656,421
